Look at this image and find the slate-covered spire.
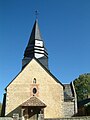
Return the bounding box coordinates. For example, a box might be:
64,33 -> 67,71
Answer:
22,19 -> 48,69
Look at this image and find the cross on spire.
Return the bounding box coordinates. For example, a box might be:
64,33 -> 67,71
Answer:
35,10 -> 39,19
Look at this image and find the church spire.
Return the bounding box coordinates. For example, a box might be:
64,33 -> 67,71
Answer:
22,19 -> 48,69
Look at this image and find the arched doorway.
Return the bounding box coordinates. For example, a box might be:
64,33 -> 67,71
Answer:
21,96 -> 46,120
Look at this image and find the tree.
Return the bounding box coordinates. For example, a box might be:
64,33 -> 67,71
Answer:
74,73 -> 90,101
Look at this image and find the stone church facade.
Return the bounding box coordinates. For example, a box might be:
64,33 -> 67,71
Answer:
1,19 -> 77,119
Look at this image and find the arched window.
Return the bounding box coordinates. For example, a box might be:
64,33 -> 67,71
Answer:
33,78 -> 36,83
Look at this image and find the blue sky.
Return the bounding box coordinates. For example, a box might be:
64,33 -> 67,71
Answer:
0,0 -> 90,102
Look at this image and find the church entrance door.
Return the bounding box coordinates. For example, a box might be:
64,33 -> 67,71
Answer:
21,96 -> 46,120
23,107 -> 44,120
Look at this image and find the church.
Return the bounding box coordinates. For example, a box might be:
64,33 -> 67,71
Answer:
1,19 -> 77,119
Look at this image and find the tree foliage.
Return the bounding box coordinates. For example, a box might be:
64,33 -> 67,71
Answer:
74,73 -> 90,101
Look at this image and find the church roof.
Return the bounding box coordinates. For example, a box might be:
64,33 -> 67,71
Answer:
64,92 -> 73,101
64,84 -> 74,101
26,19 -> 42,47
23,19 -> 48,69
20,96 -> 46,107
24,19 -> 48,58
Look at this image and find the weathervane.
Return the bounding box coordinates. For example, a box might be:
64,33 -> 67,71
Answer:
35,10 -> 39,19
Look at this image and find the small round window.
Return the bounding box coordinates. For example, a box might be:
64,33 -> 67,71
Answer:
33,88 -> 37,94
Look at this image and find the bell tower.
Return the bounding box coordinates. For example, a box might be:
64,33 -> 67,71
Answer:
22,19 -> 48,69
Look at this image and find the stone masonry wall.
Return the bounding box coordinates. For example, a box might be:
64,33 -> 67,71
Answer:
5,59 -> 64,118
63,101 -> 75,117
0,116 -> 90,120
0,118 -> 13,120
45,116 -> 90,120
